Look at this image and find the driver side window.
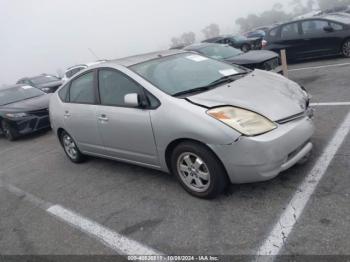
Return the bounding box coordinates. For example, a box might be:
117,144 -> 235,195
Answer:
98,69 -> 143,107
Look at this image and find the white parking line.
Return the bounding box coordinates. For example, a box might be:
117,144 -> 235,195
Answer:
257,110 -> 350,258
289,62 -> 350,72
0,180 -> 163,257
311,102 -> 350,106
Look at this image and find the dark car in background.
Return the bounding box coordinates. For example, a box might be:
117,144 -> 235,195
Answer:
0,85 -> 51,140
263,14 -> 350,60
17,74 -> 63,93
203,34 -> 262,52
184,43 -> 281,73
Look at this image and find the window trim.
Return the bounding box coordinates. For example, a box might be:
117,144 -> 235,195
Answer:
66,69 -> 98,105
96,67 -> 160,110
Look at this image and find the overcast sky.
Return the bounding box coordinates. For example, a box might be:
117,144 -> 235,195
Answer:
0,0 -> 293,86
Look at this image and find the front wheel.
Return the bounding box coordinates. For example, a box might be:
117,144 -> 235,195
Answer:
342,39 -> 350,58
60,131 -> 85,163
170,142 -> 228,199
241,44 -> 251,52
1,120 -> 19,141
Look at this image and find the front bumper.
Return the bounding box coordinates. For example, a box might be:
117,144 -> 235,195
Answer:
209,116 -> 314,184
8,115 -> 50,135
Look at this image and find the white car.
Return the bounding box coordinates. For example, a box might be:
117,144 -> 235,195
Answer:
62,61 -> 107,82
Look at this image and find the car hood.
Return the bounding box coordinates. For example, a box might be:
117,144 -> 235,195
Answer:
37,80 -> 63,89
187,70 -> 308,121
225,50 -> 278,65
0,94 -> 51,113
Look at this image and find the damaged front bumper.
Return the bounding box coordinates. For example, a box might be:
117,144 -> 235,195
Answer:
209,116 -> 314,184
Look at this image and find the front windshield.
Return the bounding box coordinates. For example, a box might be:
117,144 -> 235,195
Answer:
130,53 -> 245,96
0,86 -> 44,106
30,75 -> 59,85
198,45 -> 243,60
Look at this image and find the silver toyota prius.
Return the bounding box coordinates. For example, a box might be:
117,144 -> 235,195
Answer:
49,50 -> 314,199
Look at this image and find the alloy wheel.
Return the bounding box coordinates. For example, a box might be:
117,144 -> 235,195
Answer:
176,152 -> 211,193
63,134 -> 78,160
343,40 -> 350,57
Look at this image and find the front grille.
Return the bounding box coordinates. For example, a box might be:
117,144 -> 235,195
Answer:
262,57 -> 280,71
36,117 -> 50,129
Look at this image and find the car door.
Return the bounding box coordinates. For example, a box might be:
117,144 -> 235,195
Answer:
63,70 -> 104,153
278,21 -> 305,59
96,68 -> 159,167
300,19 -> 337,57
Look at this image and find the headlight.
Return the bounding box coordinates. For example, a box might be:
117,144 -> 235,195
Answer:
5,112 -> 28,118
41,87 -> 51,92
207,106 -> 277,136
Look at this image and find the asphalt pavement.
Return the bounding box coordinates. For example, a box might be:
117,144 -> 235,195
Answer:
0,57 -> 349,259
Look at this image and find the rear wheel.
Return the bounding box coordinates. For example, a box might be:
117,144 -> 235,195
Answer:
342,39 -> 350,58
170,141 -> 228,199
1,120 -> 19,141
60,131 -> 85,163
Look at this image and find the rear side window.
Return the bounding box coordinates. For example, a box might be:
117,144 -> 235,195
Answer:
98,69 -> 143,107
302,20 -> 329,35
281,23 -> 300,39
69,72 -> 95,104
58,84 -> 69,102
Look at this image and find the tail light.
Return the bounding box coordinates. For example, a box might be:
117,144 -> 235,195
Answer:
262,40 -> 268,48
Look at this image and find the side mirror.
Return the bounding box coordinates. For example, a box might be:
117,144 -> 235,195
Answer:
323,26 -> 334,32
124,93 -> 140,107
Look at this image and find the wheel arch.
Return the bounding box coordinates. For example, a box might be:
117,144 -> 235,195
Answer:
164,138 -> 228,176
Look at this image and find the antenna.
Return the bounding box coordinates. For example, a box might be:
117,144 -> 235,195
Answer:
88,48 -> 100,60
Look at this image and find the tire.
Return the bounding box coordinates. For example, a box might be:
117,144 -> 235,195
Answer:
241,44 -> 251,52
1,120 -> 19,141
59,131 -> 85,163
342,39 -> 350,58
170,141 -> 228,199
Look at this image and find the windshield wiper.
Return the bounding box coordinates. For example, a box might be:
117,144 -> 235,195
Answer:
173,86 -> 212,97
173,73 -> 248,97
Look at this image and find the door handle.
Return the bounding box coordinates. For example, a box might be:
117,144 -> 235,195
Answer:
98,114 -> 109,122
64,111 -> 71,118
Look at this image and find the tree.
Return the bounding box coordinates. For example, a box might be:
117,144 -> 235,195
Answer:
201,24 -> 220,39
236,9 -> 292,32
170,32 -> 196,48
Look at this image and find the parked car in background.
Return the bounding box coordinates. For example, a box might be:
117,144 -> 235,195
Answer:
203,34 -> 262,52
0,85 -> 51,140
50,50 -> 313,199
184,43 -> 282,73
17,74 -> 63,93
62,60 -> 107,82
263,14 -> 350,60
321,5 -> 350,15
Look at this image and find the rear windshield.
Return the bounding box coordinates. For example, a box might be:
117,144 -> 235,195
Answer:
198,45 -> 243,60
0,86 -> 44,106
30,75 -> 60,85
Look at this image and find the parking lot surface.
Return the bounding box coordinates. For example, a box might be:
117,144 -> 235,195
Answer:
0,57 -> 349,257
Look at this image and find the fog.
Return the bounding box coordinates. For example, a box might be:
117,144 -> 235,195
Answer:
1,0 -> 294,86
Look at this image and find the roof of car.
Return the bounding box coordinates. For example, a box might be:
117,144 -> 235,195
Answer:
106,49 -> 186,67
